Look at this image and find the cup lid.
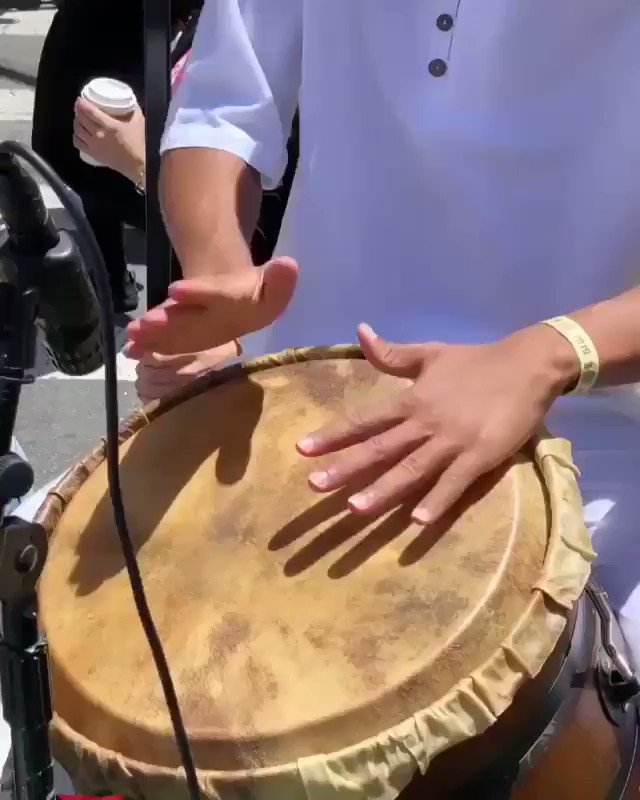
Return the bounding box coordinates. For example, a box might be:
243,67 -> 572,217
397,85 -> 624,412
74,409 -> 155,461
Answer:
81,78 -> 136,112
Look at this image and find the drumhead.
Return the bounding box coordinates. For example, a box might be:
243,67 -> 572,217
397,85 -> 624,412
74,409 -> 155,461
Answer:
36,346 -> 594,799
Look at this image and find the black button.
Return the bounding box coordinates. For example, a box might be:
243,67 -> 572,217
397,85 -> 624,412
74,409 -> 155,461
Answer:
428,58 -> 447,77
436,13 -> 454,32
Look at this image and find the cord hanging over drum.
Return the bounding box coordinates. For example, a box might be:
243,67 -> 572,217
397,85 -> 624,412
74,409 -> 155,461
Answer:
34,346 -> 596,800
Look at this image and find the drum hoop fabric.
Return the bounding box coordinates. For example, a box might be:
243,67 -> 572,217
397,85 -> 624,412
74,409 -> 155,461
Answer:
35,345 -> 597,800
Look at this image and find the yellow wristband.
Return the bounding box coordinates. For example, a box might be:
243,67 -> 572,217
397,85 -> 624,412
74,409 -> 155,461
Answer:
541,316 -> 600,395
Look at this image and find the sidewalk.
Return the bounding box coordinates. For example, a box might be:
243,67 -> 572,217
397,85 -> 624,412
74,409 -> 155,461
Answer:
0,4 -> 55,81
0,4 -> 55,145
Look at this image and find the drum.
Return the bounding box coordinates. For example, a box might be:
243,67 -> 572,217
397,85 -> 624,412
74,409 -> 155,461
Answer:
35,346 -> 639,800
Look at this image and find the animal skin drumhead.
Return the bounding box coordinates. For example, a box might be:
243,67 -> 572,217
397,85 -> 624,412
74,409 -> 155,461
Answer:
39,355 -> 560,777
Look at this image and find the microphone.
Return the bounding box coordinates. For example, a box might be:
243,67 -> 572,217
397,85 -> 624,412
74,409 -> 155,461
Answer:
0,153 -> 103,376
0,152 -> 59,255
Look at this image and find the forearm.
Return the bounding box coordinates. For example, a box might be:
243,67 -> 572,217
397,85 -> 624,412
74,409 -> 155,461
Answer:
158,0 -> 302,281
519,287 -> 640,395
567,287 -> 640,387
160,147 -> 262,279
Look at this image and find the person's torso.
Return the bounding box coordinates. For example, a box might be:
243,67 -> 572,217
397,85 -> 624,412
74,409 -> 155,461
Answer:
245,0 -> 640,344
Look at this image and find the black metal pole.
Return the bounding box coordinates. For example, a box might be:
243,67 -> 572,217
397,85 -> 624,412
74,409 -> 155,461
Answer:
143,0 -> 173,309
0,592 -> 54,800
0,188 -> 54,800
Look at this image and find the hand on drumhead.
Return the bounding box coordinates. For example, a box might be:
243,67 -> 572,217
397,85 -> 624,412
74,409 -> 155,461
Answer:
297,323 -> 576,524
126,257 -> 298,357
130,341 -> 242,404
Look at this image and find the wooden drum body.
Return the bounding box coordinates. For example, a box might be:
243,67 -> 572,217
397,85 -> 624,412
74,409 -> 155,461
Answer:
401,583 -> 640,799
34,347 -> 639,799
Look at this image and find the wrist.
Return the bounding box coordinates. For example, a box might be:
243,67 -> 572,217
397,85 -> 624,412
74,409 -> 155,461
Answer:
132,159 -> 147,194
126,156 -> 145,189
507,324 -> 581,400
181,257 -> 255,281
178,239 -> 256,280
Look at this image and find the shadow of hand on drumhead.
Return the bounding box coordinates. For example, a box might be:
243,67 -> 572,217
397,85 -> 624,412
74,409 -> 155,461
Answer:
68,376 -> 265,595
269,468 -> 505,579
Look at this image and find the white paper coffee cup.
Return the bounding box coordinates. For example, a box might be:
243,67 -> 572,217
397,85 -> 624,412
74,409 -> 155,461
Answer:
78,77 -> 138,167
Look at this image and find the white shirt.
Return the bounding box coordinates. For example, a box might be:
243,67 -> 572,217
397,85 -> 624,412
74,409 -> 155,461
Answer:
162,0 -> 640,451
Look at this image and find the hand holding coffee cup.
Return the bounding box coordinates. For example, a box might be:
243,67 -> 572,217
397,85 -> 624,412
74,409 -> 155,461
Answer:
74,78 -> 146,187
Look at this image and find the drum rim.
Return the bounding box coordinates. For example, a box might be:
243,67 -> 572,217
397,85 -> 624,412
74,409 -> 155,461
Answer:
34,346 -> 366,535
36,345 -> 596,799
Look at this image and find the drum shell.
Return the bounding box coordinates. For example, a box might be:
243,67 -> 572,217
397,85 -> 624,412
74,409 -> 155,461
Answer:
34,347 -> 600,800
49,583 -> 639,799
401,585 -> 640,800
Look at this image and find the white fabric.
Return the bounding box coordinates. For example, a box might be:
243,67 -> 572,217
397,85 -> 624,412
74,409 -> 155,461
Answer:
162,0 -> 640,667
163,1 -> 640,357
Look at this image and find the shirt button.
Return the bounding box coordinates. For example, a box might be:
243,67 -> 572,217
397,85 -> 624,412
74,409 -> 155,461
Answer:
428,58 -> 447,77
436,13 -> 454,31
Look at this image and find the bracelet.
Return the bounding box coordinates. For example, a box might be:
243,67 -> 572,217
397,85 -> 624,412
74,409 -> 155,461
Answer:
541,316 -> 600,395
134,164 -> 146,195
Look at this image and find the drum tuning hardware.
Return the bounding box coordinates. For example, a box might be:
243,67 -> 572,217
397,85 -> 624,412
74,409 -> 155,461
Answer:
587,582 -> 640,710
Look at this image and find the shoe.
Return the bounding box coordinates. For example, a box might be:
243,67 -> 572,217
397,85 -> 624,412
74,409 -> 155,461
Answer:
112,269 -> 140,314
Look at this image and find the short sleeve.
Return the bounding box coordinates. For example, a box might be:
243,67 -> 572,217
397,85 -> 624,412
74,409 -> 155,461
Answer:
161,0 -> 302,190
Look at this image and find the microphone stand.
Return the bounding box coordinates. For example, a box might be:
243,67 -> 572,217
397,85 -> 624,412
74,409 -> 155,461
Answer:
0,138 -> 201,800
0,236 -> 56,800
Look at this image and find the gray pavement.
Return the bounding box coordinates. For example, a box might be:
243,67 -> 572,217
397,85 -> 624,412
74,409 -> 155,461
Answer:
14,260 -> 146,486
0,5 -> 47,143
0,78 -> 32,146
0,31 -> 41,82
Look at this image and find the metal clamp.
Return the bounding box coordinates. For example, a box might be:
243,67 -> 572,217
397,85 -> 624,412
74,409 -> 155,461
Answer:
586,582 -> 640,709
